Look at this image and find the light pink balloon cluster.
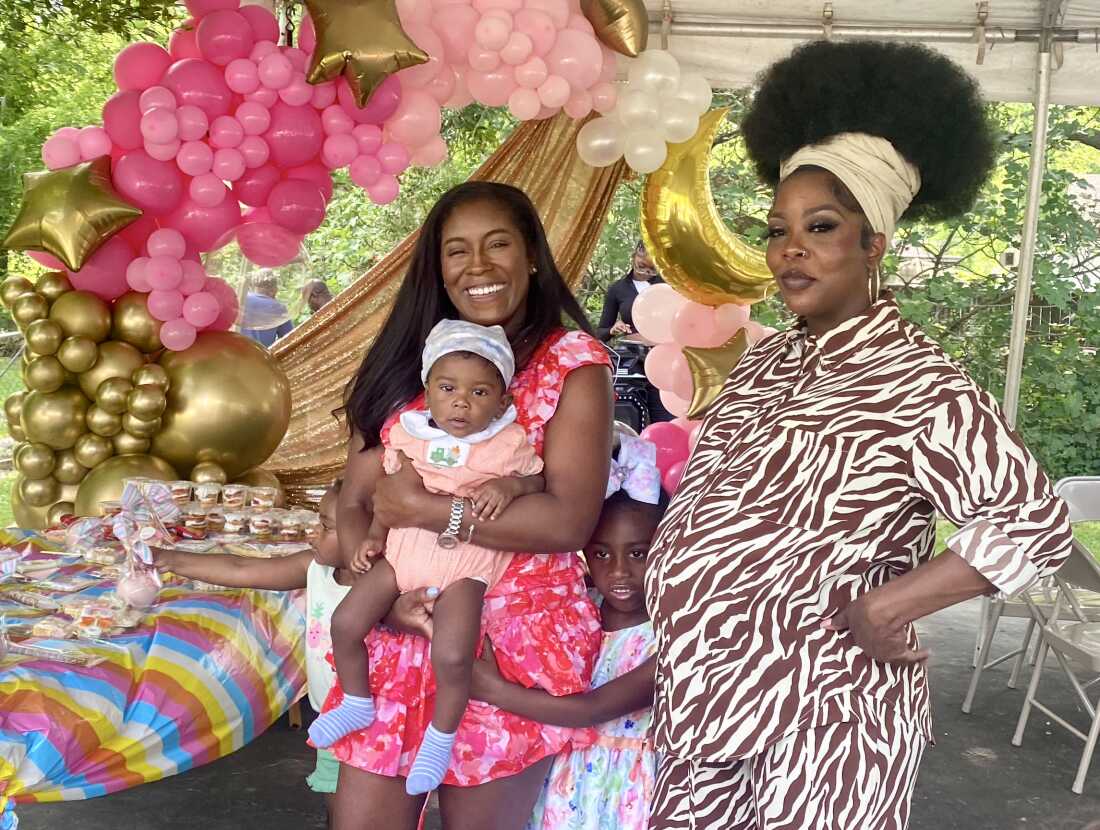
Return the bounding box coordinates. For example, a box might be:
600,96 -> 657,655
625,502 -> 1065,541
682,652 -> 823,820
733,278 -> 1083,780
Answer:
393,0 -> 618,122
126,228 -> 239,351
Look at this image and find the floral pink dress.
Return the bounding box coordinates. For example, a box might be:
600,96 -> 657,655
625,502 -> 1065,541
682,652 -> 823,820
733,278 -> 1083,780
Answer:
325,329 -> 612,785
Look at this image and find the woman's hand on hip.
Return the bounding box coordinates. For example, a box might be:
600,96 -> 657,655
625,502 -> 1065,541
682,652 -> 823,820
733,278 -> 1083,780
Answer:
371,451 -> 428,528
822,591 -> 930,666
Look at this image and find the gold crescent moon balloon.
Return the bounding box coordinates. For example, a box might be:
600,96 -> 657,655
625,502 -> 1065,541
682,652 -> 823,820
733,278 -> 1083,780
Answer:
78,341 -> 145,400
233,467 -> 286,508
683,328 -> 752,420
1,156 -> 142,272
152,332 -> 292,479
36,271 -> 73,303
74,432 -> 115,469
49,290 -> 112,342
580,0 -> 648,57
53,449 -> 89,485
1,277 -> 34,307
21,385 -> 90,450
111,292 -> 163,354
74,453 -> 178,517
26,319 -> 64,356
11,476 -> 79,529
641,107 -> 777,307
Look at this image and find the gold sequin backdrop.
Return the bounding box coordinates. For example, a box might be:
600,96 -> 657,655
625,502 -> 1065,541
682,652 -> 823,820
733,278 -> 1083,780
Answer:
269,114 -> 626,502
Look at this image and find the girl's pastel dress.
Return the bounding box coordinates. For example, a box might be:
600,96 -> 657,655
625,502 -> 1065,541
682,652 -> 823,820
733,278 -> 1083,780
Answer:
527,621 -> 656,830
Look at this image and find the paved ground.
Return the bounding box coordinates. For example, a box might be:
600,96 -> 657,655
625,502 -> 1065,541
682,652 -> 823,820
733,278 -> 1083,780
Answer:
15,599 -> 1100,829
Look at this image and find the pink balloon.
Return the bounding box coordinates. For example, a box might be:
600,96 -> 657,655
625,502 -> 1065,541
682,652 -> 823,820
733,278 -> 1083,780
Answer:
410,135 -> 448,167
433,4 -> 480,63
714,303 -> 751,339
501,31 -> 533,65
146,255 -> 184,290
53,126 -> 80,142
141,108 -> 179,144
689,422 -> 703,448
237,221 -> 301,267
245,86 -> 278,108
297,12 -> 317,53
591,82 -> 617,114
670,416 -> 699,434
473,0 -> 521,9
514,9 -> 556,57
386,89 -> 441,146
238,135 -> 270,168
660,390 -> 691,419
212,147 -> 246,180
632,284 -> 688,343
426,66 -> 458,105
526,0 -> 568,27
742,321 -> 767,344
169,27 -> 203,61
210,114 -> 244,148
67,236 -> 134,301
197,9 -> 254,66
176,140 -> 214,175
352,123 -> 383,156
398,0 -> 434,22
232,163 -> 281,205
568,13 -> 595,34
671,301 -> 727,348
310,82 -> 338,109
546,29 -> 603,90
400,25 -> 444,88
263,102 -> 324,167
249,40 -> 278,62
184,0 -> 240,15
337,76 -> 402,124
163,58 -> 235,119
239,5 -> 280,42
115,43 -> 173,91
166,195 -> 243,251
322,104 -> 355,135
113,150 -> 185,215
102,91 -> 144,150
367,174 -> 400,205
117,214 -> 161,252
322,133 -> 358,168
148,289 -> 185,321
475,15 -> 512,50
27,251 -> 66,270
190,172 -> 229,206
640,421 -> 690,474
284,47 -> 308,72
564,89 -> 593,119
599,45 -> 618,82
257,52 -> 293,90
160,318 -> 198,351
468,47 -> 501,73
126,257 -> 152,292
267,179 -> 326,233
178,260 -> 208,295
224,57 -> 260,93
182,291 -> 220,328
467,68 -> 516,107
377,142 -> 411,175
285,163 -> 334,201
205,277 -> 240,330
147,228 -> 187,259
537,75 -> 570,108
514,57 -> 548,89
176,105 -> 210,141
139,86 -> 178,114
507,88 -> 540,120
42,135 -> 81,170
349,154 -> 382,187
144,138 -> 182,162
644,342 -> 691,397
662,460 -> 686,495
279,77 -> 314,107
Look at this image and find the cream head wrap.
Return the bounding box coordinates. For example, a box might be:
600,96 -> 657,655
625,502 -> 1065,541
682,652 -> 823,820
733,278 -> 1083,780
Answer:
778,132 -> 921,242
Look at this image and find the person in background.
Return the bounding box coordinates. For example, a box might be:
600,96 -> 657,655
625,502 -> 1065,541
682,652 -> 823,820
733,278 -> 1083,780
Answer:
241,272 -> 294,347
302,279 -> 334,316
596,241 -> 662,342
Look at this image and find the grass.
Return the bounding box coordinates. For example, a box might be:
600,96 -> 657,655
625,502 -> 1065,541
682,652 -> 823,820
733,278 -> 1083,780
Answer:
937,520 -> 1100,560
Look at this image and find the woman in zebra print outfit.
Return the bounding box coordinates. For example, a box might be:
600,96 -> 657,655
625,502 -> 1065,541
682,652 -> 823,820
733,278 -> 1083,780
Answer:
645,41 -> 1074,830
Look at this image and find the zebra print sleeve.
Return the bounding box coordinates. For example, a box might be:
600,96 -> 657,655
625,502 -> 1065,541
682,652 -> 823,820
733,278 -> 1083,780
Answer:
910,384 -> 1073,596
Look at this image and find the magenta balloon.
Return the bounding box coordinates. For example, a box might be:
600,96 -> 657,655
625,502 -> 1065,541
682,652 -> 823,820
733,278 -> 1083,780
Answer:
640,421 -> 690,474
352,123 -> 383,156
263,102 -> 323,168
117,214 -> 161,252
310,81 -> 338,109
546,28 -> 602,90
235,101 -> 271,135
103,90 -> 145,150
176,104 -> 209,141
279,78 -> 314,107
163,58 -> 235,119
197,10 -> 254,66
257,52 -> 293,90
661,460 -> 686,495
232,163 -> 281,206
337,76 -> 402,124
147,228 -> 187,259
367,174 -> 400,205
349,155 -> 381,188
113,150 -> 185,216
377,142 -> 411,175
67,236 -> 134,301
126,257 -> 152,292
181,291 -> 221,328
671,301 -> 726,348
467,68 -> 516,108
632,283 -> 688,344
250,40 -> 278,62
146,255 -> 184,290
246,86 -> 278,108
285,163 -> 334,201
239,5 -> 279,42
237,221 -> 301,267
321,104 -> 353,135
205,277 -> 240,330
115,42 -> 173,91
179,260 -> 208,295
298,13 -> 317,53
139,86 -> 178,114
432,3 -> 480,64
144,138 -> 182,162
42,136 -> 81,170
140,108 -> 180,144
27,251 -> 66,270
169,27 -> 203,61
189,173 -> 228,207
77,127 -> 113,160
322,134 -> 358,168
238,135 -> 270,168
224,57 -> 260,94
212,147 -> 246,181
385,89 -> 441,146
514,9 -> 556,57
160,318 -> 198,351
166,195 -> 243,251
148,289 -> 185,322
176,140 -> 214,176
210,115 -> 244,148
267,179 -> 326,233
184,0 -> 240,15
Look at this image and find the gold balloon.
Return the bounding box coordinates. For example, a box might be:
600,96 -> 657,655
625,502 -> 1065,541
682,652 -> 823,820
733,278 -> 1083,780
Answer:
1,156 -> 142,272
20,475 -> 60,507
152,332 -> 292,479
86,404 -> 123,437
304,0 -> 429,107
1,276 -> 34,307
74,453 -> 178,517
48,502 -> 76,525
49,290 -> 112,342
96,376 -> 133,415
36,271 -> 73,303
26,318 -> 64,356
78,340 -> 145,399
131,363 -> 169,390
683,328 -> 752,420
111,291 -> 163,353
641,108 -> 777,306
192,460 -> 228,484
15,442 -> 56,479
10,476 -> 79,529
57,336 -> 99,373
23,355 -> 66,394
233,467 -> 286,508
53,449 -> 89,485
12,292 -> 50,327
74,432 -> 114,469
580,0 -> 648,57
4,390 -> 25,427
22,385 -> 90,450
113,431 -> 150,455
10,424 -> 26,441
122,413 -> 161,439
127,384 -> 168,420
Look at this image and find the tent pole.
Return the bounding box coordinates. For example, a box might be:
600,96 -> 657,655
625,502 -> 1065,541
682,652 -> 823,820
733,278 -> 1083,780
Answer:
1001,35 -> 1053,429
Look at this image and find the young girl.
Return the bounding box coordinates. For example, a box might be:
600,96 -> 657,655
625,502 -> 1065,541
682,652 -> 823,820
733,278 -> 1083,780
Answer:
471,436 -> 663,830
309,319 -> 545,796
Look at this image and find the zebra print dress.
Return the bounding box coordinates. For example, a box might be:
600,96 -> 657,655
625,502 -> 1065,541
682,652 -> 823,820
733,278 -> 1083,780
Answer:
645,295 -> 1073,767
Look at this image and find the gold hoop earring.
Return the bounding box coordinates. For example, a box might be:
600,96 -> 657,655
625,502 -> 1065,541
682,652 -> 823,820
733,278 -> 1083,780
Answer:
867,264 -> 881,304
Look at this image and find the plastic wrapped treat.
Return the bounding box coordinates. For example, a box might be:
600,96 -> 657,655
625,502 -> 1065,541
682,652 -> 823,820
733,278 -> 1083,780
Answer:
223,511 -> 248,535
249,512 -> 274,540
249,486 -> 277,509
194,482 -> 222,508
221,484 -> 249,509
183,505 -> 208,539
168,481 -> 193,506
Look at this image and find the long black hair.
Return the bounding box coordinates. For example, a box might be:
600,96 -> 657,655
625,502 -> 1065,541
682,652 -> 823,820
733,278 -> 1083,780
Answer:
339,181 -> 593,449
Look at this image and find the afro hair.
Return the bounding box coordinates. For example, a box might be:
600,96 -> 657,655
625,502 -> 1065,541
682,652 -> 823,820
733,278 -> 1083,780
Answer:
740,40 -> 997,223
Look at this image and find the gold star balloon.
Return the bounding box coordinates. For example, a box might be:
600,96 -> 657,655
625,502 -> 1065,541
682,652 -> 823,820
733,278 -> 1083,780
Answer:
304,0 -> 429,107
580,0 -> 648,57
2,156 -> 142,272
683,328 -> 752,420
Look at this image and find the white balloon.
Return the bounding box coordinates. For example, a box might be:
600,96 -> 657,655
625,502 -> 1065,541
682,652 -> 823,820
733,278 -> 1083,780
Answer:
627,49 -> 681,96
618,88 -> 662,131
577,117 -> 626,168
676,72 -> 713,116
659,97 -> 700,143
623,130 -> 668,174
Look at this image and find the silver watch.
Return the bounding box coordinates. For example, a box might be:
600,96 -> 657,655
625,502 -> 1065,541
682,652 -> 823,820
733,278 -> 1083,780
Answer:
437,497 -> 465,550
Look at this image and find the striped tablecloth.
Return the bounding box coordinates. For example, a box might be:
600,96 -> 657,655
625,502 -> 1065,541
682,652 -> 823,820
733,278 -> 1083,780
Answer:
0,532 -> 306,822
